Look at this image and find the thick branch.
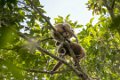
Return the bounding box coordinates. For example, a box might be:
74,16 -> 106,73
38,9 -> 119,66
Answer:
18,32 -> 82,78
28,0 -> 80,72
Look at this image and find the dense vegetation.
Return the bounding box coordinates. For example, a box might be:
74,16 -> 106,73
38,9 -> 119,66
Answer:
0,0 -> 120,80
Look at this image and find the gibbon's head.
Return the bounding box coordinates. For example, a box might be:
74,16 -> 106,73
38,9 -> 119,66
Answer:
54,23 -> 74,39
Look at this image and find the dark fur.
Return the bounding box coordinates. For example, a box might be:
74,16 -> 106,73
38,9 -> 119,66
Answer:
51,42 -> 85,72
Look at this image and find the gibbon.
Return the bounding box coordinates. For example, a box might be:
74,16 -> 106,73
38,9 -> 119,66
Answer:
51,42 -> 85,72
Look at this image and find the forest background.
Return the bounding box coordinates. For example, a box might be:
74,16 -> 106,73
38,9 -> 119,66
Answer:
0,0 -> 120,80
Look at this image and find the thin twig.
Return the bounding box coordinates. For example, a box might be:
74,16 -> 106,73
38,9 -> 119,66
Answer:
102,0 -> 115,18
25,69 -> 71,74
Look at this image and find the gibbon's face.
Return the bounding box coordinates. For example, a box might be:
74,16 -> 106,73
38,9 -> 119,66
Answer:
58,23 -> 73,38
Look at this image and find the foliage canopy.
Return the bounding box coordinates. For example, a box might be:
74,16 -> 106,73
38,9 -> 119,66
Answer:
0,0 -> 120,80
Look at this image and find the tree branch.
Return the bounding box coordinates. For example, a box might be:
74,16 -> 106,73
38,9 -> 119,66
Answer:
18,32 -> 83,78
25,68 -> 71,74
22,0 -> 91,79
102,0 -> 115,18
111,0 -> 115,9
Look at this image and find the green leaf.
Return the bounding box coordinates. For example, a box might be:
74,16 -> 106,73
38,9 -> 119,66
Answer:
1,59 -> 24,79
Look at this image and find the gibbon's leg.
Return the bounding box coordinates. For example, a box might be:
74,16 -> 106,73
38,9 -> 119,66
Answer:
51,61 -> 63,72
51,53 -> 65,74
